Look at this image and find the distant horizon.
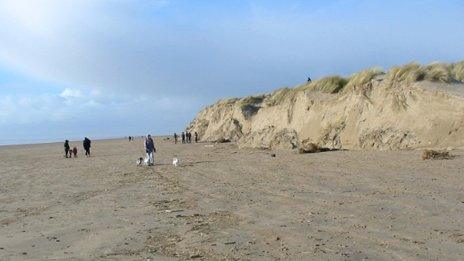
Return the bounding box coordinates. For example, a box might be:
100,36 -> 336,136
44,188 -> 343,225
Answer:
0,133 -> 176,146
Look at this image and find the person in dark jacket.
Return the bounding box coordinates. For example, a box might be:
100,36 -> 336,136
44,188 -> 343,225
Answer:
145,134 -> 156,166
83,137 -> 91,157
181,132 -> 186,144
174,133 -> 178,144
64,140 -> 70,158
194,132 -> 198,143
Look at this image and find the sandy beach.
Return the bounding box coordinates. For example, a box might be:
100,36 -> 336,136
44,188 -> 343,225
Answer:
1,138 -> 464,260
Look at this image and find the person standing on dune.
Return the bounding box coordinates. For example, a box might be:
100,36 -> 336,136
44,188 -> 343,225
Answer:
181,132 -> 186,144
145,135 -> 156,166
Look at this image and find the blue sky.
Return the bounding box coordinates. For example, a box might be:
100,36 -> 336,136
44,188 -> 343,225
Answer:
0,0 -> 463,144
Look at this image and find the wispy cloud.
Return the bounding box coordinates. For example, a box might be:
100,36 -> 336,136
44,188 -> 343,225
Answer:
60,88 -> 83,99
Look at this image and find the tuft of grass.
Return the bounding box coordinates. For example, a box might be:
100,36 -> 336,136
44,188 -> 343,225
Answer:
344,68 -> 384,92
239,95 -> 266,106
264,88 -> 300,106
216,98 -> 239,106
386,61 -> 464,87
307,76 -> 349,94
452,61 -> 464,82
386,63 -> 425,86
423,63 -> 453,83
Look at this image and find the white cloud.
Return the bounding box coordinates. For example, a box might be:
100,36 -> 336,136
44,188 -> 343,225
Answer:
60,88 -> 83,99
0,86 -> 201,126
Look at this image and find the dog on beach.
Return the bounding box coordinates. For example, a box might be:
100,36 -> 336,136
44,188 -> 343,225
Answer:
172,157 -> 179,167
136,157 -> 144,166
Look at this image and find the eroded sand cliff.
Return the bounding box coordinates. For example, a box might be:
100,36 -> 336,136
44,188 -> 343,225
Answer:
188,62 -> 464,150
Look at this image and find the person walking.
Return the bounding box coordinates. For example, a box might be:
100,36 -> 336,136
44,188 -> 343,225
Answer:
83,137 -> 91,157
181,132 -> 186,144
64,140 -> 70,158
144,134 -> 156,166
194,132 -> 198,143
186,131 -> 191,143
174,133 -> 178,144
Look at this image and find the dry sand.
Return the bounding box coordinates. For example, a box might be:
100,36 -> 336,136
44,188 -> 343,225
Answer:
1,138 -> 464,260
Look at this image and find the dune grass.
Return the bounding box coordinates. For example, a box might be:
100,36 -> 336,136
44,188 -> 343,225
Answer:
387,61 -> 464,87
386,63 -> 425,86
344,68 -> 384,92
264,88 -> 296,106
306,76 -> 349,94
452,61 -> 464,82
259,61 -> 464,107
239,95 -> 266,105
423,63 -> 453,82
264,76 -> 349,106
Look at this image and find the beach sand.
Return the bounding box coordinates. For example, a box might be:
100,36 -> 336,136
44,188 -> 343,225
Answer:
1,138 -> 464,260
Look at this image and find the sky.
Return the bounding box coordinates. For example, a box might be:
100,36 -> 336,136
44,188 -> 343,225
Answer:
0,0 -> 463,145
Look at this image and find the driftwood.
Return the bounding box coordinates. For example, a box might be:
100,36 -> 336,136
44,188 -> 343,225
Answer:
298,142 -> 333,154
421,149 -> 452,160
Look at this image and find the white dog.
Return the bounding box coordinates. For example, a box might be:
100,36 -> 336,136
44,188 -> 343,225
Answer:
136,157 -> 150,166
172,157 -> 179,167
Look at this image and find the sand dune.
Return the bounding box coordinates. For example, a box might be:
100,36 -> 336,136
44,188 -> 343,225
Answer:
1,138 -> 464,260
188,62 -> 464,151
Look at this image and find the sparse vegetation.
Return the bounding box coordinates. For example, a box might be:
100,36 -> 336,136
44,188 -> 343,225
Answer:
421,149 -> 453,160
262,77 -> 348,106
344,68 -> 384,92
217,98 -> 239,106
264,88 -> 300,106
387,61 -> 464,88
239,95 -> 266,106
259,61 -> 464,107
387,63 -> 425,87
452,61 -> 464,82
307,76 -> 349,94
423,63 -> 453,83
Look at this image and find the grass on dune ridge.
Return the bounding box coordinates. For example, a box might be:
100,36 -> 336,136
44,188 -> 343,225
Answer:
236,61 -> 464,107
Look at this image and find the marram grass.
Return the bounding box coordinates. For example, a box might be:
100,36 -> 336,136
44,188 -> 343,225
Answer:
238,61 -> 464,107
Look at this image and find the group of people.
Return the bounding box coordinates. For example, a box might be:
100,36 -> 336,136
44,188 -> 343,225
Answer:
62,132 -> 197,166
173,131 -> 198,144
64,137 -> 91,158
